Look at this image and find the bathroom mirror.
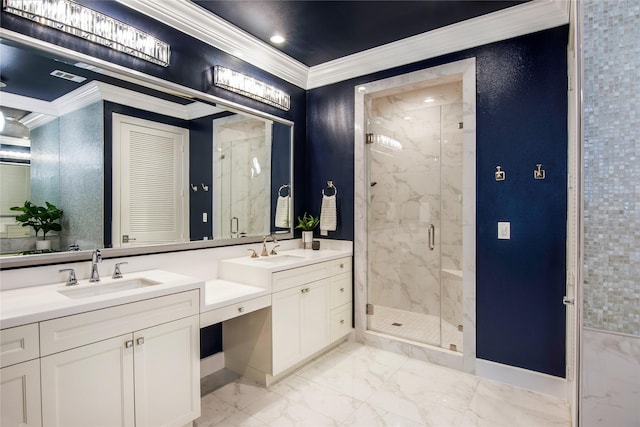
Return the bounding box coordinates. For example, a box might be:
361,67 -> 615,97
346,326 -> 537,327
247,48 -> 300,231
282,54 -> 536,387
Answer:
0,36 -> 294,268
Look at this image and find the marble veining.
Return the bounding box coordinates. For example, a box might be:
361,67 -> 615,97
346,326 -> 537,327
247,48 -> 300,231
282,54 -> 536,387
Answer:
581,328 -> 640,426
195,342 -> 569,427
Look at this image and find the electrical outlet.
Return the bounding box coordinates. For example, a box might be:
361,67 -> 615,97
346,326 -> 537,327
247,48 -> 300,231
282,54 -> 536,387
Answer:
498,222 -> 510,239
202,212 -> 208,223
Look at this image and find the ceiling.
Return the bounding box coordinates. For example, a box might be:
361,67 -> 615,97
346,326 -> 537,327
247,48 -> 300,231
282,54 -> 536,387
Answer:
191,0 -> 530,67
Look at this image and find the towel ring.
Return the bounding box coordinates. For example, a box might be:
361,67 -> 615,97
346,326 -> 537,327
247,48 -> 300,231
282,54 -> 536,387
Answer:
278,184 -> 290,197
322,181 -> 337,197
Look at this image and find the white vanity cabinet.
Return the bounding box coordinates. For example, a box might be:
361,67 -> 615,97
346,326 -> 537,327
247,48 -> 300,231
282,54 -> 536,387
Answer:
224,256 -> 352,385
271,278 -> 330,375
1,323 -> 42,427
39,290 -> 200,427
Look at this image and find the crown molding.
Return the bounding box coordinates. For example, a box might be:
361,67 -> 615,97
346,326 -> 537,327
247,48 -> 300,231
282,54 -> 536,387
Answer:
307,0 -> 570,89
115,0 -> 309,89
5,80 -> 222,131
116,0 -> 568,90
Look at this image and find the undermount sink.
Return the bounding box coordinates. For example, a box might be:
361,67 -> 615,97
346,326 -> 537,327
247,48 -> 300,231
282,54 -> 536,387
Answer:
255,254 -> 304,263
58,278 -> 161,299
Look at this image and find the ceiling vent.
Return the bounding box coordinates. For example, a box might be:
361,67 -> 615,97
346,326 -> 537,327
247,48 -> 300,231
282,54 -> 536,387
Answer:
50,70 -> 87,83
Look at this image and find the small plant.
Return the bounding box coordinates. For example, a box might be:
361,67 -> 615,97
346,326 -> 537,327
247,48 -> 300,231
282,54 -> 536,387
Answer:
10,201 -> 63,240
295,212 -> 319,231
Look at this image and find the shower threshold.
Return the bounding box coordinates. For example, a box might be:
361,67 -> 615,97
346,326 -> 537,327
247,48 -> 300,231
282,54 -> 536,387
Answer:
368,305 -> 463,352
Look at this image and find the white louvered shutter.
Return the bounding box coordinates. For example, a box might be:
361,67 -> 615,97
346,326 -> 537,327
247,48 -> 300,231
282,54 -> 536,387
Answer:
114,115 -> 188,246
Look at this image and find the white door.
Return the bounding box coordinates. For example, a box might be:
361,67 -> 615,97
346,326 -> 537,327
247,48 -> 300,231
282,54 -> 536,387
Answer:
133,316 -> 200,427
41,334 -> 135,427
0,359 -> 42,427
112,114 -> 189,247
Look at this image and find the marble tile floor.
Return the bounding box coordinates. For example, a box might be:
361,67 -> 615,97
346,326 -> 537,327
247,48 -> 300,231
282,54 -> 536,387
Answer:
195,341 -> 570,427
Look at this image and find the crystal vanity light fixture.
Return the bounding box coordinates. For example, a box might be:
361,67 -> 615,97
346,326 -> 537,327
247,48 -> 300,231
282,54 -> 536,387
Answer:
213,65 -> 290,111
2,0 -> 171,67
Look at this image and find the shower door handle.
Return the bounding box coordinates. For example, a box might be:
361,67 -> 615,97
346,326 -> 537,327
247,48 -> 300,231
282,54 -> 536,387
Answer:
230,216 -> 239,237
428,224 -> 435,251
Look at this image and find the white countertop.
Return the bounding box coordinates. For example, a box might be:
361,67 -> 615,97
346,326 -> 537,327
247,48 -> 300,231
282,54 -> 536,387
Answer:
0,270 -> 204,329
219,248 -> 352,271
0,247 -> 353,330
202,279 -> 269,312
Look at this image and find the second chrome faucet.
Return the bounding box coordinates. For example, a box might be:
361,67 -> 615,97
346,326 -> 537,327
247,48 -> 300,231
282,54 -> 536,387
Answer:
89,249 -> 101,282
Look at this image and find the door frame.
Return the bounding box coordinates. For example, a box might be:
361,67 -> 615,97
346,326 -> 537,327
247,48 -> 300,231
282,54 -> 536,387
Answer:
353,58 -> 477,373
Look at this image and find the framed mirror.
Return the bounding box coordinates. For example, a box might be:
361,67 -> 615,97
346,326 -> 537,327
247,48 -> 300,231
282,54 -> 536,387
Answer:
0,34 -> 294,268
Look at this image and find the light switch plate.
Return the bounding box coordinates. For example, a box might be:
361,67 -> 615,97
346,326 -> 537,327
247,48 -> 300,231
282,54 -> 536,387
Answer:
498,222 -> 510,239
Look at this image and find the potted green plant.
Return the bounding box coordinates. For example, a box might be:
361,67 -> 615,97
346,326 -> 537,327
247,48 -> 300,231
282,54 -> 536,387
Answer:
10,201 -> 63,250
295,212 -> 319,248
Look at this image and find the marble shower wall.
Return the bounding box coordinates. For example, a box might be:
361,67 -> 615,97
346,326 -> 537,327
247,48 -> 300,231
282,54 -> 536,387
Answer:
213,116 -> 271,239
368,81 -> 463,323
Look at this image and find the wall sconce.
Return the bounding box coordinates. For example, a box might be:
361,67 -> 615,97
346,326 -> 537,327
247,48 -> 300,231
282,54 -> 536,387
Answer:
213,65 -> 290,111
3,0 -> 171,67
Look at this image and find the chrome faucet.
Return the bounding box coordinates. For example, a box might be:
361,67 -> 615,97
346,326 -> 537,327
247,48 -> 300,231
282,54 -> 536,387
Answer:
270,234 -> 280,255
89,249 -> 102,282
59,268 -> 78,286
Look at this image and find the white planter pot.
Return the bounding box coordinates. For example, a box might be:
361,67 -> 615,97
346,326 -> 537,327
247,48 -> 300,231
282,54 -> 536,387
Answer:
302,230 -> 314,249
36,239 -> 51,250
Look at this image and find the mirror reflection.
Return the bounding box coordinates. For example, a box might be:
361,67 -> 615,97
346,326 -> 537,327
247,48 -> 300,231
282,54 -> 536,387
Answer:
0,39 -> 293,258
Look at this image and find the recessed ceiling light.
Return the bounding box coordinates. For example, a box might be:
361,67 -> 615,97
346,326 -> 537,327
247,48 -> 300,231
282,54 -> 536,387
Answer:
270,34 -> 285,44
357,86 -> 367,92
424,97 -> 434,103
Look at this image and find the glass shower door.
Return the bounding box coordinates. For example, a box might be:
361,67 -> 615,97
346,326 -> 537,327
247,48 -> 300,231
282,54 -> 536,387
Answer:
366,95 -> 443,348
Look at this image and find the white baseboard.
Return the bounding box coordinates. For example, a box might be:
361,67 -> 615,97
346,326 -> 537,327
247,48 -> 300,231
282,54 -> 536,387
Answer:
200,352 -> 225,378
476,358 -> 567,399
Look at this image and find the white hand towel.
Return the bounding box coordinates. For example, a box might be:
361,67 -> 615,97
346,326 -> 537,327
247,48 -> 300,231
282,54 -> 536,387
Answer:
275,195 -> 290,228
320,194 -> 337,236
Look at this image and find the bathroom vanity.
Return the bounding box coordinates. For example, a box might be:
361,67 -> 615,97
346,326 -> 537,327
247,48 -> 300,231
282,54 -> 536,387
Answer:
0,247 -> 353,426
0,271 -> 204,427
217,249 -> 353,386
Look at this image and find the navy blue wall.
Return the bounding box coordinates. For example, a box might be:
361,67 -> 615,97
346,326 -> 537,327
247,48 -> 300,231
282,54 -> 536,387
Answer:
307,26 -> 568,377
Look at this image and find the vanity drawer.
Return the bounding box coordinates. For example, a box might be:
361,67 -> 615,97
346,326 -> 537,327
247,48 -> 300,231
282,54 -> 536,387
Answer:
327,257 -> 351,277
272,257 -> 352,292
200,294 -> 271,327
0,323 -> 39,368
40,290 -> 199,356
330,303 -> 352,342
329,272 -> 352,309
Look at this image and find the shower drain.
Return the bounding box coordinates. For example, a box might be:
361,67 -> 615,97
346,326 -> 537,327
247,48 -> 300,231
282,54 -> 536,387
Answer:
391,322 -> 403,327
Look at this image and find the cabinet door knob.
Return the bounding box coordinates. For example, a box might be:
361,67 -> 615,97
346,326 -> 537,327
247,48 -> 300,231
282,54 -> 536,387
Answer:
340,287 -> 345,292
340,263 -> 344,269
136,337 -> 144,346
340,319 -> 345,324
125,340 -> 134,348
238,307 -> 245,313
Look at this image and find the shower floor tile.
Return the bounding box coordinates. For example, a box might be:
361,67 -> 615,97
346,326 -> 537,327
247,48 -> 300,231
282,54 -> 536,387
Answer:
195,342 -> 570,427
368,304 -> 463,351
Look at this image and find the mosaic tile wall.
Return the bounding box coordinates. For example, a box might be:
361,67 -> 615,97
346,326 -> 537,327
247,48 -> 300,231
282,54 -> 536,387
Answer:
583,0 -> 640,336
